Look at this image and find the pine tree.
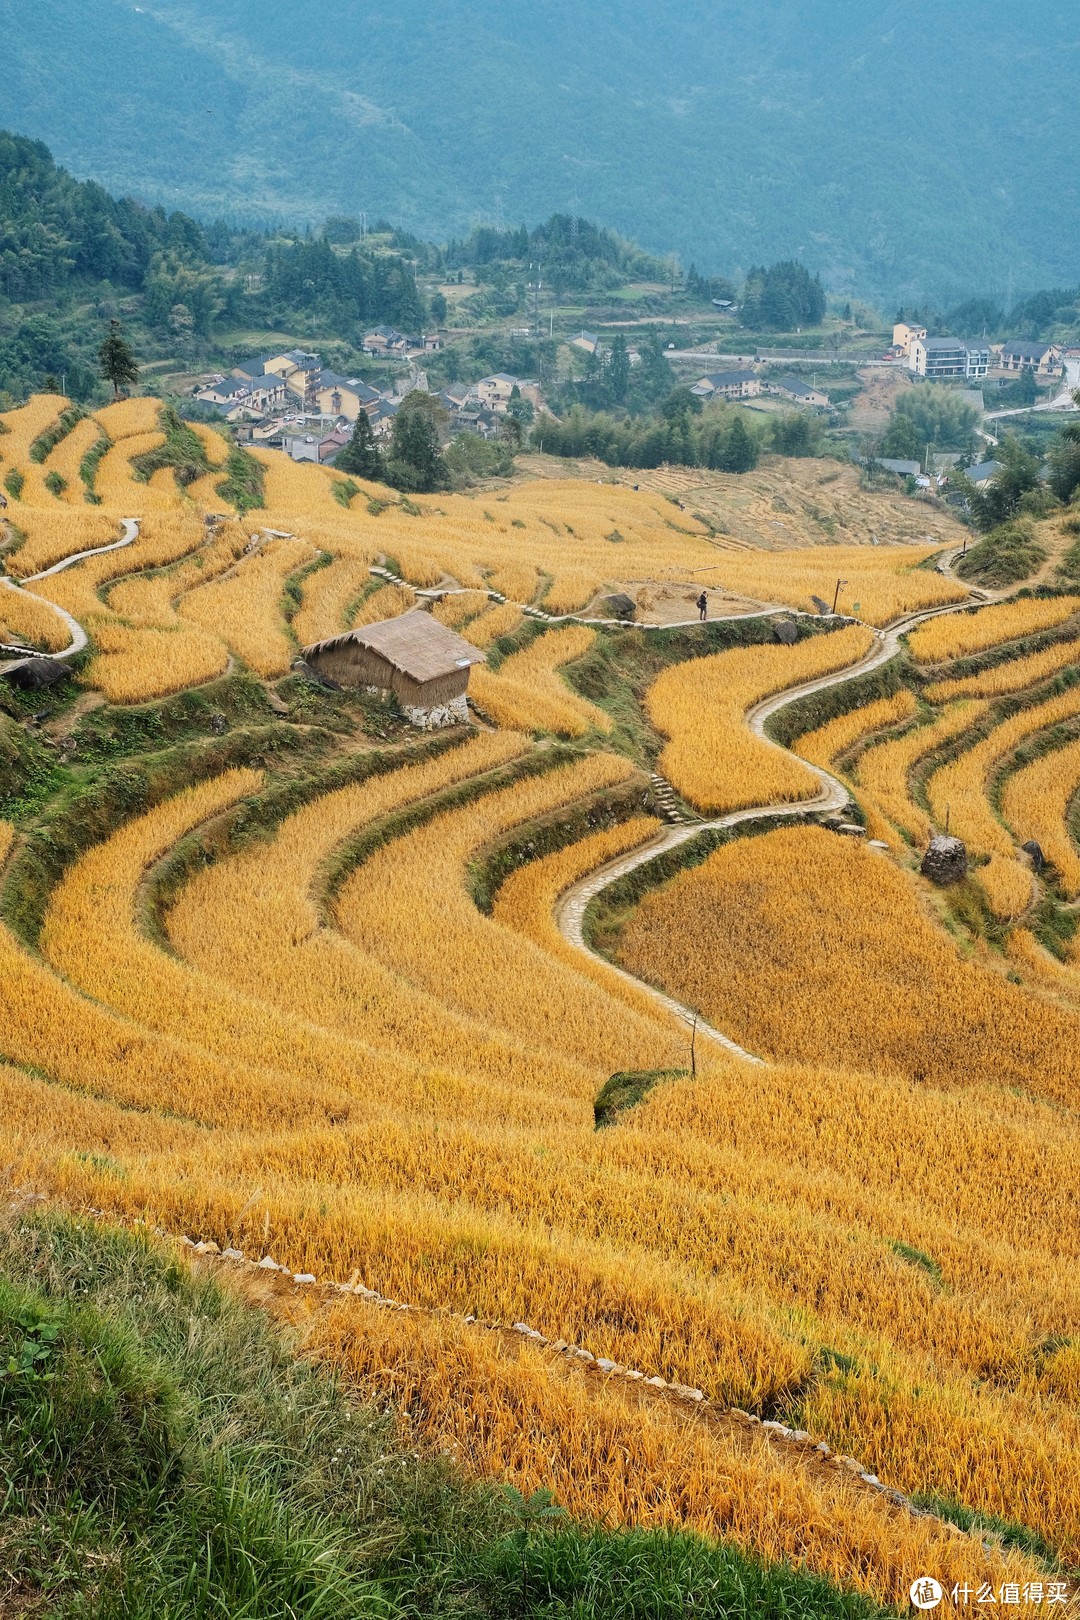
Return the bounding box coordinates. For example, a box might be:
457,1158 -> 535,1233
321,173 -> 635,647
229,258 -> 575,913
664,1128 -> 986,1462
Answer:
722,416 -> 758,473
336,409 -> 384,480
607,333 -> 631,404
385,397 -> 450,493
98,319 -> 139,399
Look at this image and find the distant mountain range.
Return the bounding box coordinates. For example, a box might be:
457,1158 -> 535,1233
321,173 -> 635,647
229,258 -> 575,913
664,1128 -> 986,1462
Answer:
2,0 -> 1076,299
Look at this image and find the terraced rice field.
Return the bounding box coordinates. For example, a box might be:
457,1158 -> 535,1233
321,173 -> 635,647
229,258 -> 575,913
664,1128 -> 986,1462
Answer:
2,392 -> 1080,1614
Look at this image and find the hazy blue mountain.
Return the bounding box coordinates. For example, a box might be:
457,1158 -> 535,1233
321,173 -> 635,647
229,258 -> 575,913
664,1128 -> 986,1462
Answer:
2,0 -> 1076,299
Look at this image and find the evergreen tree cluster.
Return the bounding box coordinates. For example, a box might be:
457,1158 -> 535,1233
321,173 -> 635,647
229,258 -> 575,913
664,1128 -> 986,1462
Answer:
0,131 -> 213,300
532,402 -> 762,473
262,237 -> 428,333
443,213 -> 666,292
740,261 -> 826,330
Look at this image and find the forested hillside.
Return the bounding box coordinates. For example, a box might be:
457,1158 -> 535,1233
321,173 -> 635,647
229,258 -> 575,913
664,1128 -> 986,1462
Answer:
2,0 -> 1075,296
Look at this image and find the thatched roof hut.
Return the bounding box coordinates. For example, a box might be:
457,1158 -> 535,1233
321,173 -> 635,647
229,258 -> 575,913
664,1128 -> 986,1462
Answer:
301,610 -> 485,727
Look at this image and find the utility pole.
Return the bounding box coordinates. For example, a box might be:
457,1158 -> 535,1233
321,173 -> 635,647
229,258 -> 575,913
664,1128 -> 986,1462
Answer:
831,577 -> 847,615
690,1013 -> 698,1079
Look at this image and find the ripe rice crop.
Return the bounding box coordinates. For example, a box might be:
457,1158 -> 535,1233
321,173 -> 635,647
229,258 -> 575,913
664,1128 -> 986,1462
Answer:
83,621 -> 230,703
162,732 -> 609,1112
492,816 -> 672,1020
41,416 -> 106,505
793,691 -> 919,770
252,447 -> 361,521
41,767 -> 549,1122
0,394 -> 69,506
4,508 -> 121,578
647,623 -> 874,813
1006,928 -> 1080,1005
0,820 -> 349,1128
105,523 -> 250,630
305,1294 -> 1040,1613
335,751 -> 678,1075
93,432 -> 168,506
349,480 -> 719,610
615,822 -> 1080,1108
0,583 -> 71,651
470,624 -> 612,736
463,600 -> 525,646
926,687 -> 1080,863
792,691 -> 921,846
32,510 -> 208,626
431,589 -> 492,628
292,557 -> 374,648
925,635 -> 1080,700
169,743 -> 671,1091
190,422 -> 228,466
1000,736 -> 1080,896
10,386 -> 1080,1589
977,853 -> 1034,919
7,747 -> 1080,1573
178,536 -> 316,676
907,596 -> 1080,663
697,544 -> 965,627
349,581 -> 414,626
856,701 -> 987,846
92,396 -> 163,440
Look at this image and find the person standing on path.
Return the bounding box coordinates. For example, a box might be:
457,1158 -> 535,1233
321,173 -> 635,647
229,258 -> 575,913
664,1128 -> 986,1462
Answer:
697,590 -> 708,621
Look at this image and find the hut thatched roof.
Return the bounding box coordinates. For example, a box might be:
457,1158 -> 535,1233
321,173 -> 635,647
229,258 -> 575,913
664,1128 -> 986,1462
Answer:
303,610 -> 485,683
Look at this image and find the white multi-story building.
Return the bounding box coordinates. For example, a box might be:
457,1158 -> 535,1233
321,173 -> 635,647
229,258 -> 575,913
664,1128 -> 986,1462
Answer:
909,337 -> 990,379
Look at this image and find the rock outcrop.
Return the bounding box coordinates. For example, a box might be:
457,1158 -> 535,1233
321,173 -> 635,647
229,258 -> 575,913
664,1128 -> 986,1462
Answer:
920,834 -> 967,885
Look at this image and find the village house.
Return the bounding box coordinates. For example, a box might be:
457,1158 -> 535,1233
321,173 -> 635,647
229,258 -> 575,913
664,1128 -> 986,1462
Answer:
690,369 -> 762,401
438,382 -> 472,414
892,321 -> 927,357
313,371 -> 382,421
369,399 -> 400,439
245,373 -> 289,413
362,326 -> 411,357
772,377 -> 830,407
571,330 -> 600,355
282,425 -> 347,463
996,341 -> 1063,377
909,337 -> 990,379
227,350 -> 322,407
966,459 -> 1002,487
196,377 -> 255,409
301,610 -> 485,728
474,374 -> 540,413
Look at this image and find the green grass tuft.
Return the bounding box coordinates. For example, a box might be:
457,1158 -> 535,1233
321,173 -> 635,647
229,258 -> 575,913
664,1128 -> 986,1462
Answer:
594,1068 -> 688,1127
0,1211 -> 892,1619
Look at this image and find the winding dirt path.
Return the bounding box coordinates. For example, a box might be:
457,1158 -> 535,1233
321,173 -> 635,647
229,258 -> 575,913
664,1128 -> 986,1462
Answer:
0,518 -> 141,671
553,546 -> 1001,1058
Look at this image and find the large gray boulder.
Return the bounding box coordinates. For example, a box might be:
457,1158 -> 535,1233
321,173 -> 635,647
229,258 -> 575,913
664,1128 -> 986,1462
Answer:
2,656 -> 66,691
921,834 -> 968,886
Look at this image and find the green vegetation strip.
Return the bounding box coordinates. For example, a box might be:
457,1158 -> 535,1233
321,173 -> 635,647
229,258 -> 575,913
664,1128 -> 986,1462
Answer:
29,405 -> 87,463
79,430 -> 111,504
0,1209 -> 891,1619
470,775 -> 647,914
594,1067 -> 688,1127
217,443 -> 265,513
131,405 -> 212,486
